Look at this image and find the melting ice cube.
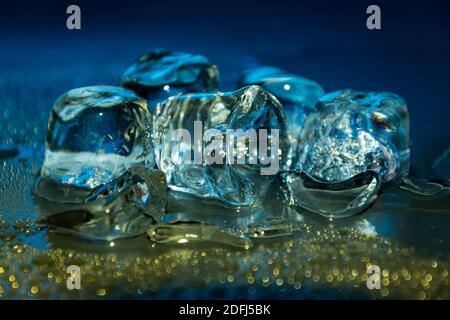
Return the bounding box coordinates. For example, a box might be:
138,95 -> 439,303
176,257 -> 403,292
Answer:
120,49 -> 219,110
296,89 -> 410,183
35,166 -> 167,240
239,66 -> 325,143
284,171 -> 381,219
42,86 -> 154,192
153,85 -> 292,207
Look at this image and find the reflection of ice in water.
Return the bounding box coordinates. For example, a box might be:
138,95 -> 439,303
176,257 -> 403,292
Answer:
42,86 -> 154,190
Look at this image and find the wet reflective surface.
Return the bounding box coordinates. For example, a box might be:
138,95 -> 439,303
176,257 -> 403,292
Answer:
1,147 -> 449,299
0,51 -> 449,300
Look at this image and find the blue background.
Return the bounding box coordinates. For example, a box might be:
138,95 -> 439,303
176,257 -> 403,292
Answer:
1,0 -> 449,178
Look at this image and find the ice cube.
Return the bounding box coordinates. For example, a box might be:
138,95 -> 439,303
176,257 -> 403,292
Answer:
164,175 -> 299,235
120,49 -> 219,110
397,177 -> 448,198
147,222 -> 252,249
296,89 -> 410,183
35,166 -> 167,240
283,171 -> 381,219
153,85 -> 292,207
239,66 -> 324,141
41,86 -> 154,192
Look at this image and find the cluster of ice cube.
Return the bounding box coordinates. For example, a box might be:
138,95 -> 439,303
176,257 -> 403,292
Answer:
34,49 -> 411,239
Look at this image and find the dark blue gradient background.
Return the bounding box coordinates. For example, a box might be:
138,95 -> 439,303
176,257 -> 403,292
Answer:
1,0 -> 449,177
